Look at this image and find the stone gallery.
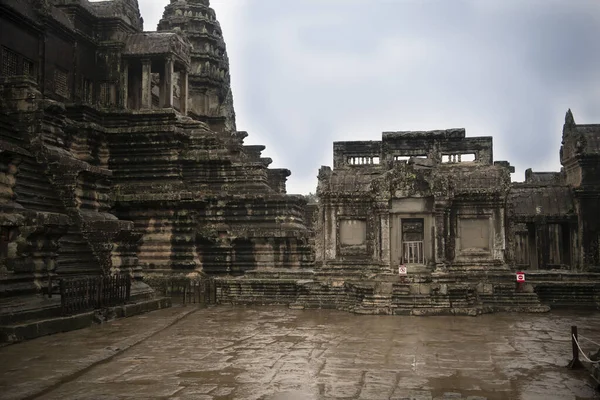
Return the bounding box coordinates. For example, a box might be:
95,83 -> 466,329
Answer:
0,0 -> 599,341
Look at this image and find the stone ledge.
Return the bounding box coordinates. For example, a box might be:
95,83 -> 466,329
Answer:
0,312 -> 95,345
481,305 -> 551,313
0,297 -> 172,345
112,297 -> 172,318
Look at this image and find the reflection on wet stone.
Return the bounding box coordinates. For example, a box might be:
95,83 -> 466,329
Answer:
0,306 -> 597,400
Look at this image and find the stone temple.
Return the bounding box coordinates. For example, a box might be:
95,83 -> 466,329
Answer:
0,0 -> 599,342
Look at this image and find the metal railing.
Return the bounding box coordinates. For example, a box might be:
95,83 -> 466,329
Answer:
403,241 -> 425,264
59,275 -> 131,316
181,278 -> 217,306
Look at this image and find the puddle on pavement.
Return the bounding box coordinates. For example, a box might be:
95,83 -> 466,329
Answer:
9,307 -> 599,400
177,366 -> 244,384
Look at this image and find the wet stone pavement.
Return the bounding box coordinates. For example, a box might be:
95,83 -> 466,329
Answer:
1,306 -> 599,400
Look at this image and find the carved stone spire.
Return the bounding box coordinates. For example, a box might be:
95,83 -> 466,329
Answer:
157,0 -> 236,131
114,0 -> 144,31
565,108 -> 575,126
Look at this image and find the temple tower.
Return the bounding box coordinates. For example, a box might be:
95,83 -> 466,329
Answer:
117,0 -> 144,31
560,110 -> 600,267
157,0 -> 236,132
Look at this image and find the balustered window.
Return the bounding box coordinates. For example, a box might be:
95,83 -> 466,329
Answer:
442,153 -> 476,163
54,68 -> 70,99
347,156 -> 380,165
394,155 -> 427,162
401,218 -> 425,264
82,78 -> 93,104
1,47 -> 18,77
1,47 -> 37,80
99,82 -> 116,106
23,58 -> 35,78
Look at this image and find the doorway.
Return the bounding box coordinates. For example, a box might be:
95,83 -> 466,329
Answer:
402,218 -> 425,264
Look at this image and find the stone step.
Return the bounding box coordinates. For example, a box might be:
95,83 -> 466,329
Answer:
0,297 -> 171,345
0,295 -> 62,325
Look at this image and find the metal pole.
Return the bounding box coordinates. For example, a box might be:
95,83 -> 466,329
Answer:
568,325 -> 584,369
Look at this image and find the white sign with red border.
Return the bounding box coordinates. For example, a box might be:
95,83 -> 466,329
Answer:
398,265 -> 407,275
516,272 -> 525,282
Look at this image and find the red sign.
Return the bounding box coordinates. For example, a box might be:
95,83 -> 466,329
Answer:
516,272 -> 525,282
398,265 -> 407,275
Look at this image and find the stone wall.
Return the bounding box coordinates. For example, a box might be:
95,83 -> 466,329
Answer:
316,129 -> 512,274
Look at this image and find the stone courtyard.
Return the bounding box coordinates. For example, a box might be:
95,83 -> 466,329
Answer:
1,306 -> 599,400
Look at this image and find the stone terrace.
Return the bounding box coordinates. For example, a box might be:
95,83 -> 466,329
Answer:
1,306 -> 599,400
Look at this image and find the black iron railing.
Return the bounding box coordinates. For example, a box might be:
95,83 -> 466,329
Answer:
59,275 -> 131,316
181,278 -> 216,306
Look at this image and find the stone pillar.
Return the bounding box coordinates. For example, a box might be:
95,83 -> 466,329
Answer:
141,59 -> 152,109
535,217 -> 548,270
434,202 -> 447,267
324,204 -> 337,261
0,154 -> 22,209
180,68 -> 188,115
121,60 -> 129,109
160,57 -> 174,108
380,212 -> 390,266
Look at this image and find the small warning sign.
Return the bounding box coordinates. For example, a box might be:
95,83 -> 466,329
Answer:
516,272 -> 525,282
398,265 -> 407,275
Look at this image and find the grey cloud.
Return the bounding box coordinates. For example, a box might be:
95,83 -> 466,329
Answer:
136,0 -> 600,194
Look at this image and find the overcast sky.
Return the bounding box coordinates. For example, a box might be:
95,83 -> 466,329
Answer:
137,0 -> 600,194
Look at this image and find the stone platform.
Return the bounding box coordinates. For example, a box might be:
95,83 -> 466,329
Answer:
0,283 -> 172,345
214,270 -> 600,316
1,306 -> 599,400
592,364 -> 600,390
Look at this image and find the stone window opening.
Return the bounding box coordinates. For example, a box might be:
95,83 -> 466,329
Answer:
99,81 -> 116,107
401,218 -> 425,265
1,47 -> 18,77
54,67 -> 70,99
1,47 -> 36,80
23,58 -> 35,78
347,156 -> 379,165
81,77 -> 93,104
122,57 -> 188,114
442,153 -> 476,163
394,155 -> 427,163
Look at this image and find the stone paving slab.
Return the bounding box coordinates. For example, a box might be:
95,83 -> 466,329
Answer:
0,306 -> 198,400
1,307 -> 599,399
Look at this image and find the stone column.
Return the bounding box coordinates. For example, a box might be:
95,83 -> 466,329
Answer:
180,68 -> 189,115
535,217 -> 548,270
324,204 -> 337,261
160,57 -> 174,108
121,59 -> 129,109
141,59 -> 152,109
0,154 -> 22,209
380,212 -> 390,266
434,202 -> 447,267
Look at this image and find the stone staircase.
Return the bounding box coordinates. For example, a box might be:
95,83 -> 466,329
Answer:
534,283 -> 600,309
0,290 -> 171,345
390,283 -> 481,316
291,280 -> 353,310
214,272 -> 600,315
218,278 -> 300,305
479,284 -> 550,313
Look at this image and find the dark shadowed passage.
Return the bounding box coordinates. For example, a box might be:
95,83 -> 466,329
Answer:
1,307 -> 599,400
